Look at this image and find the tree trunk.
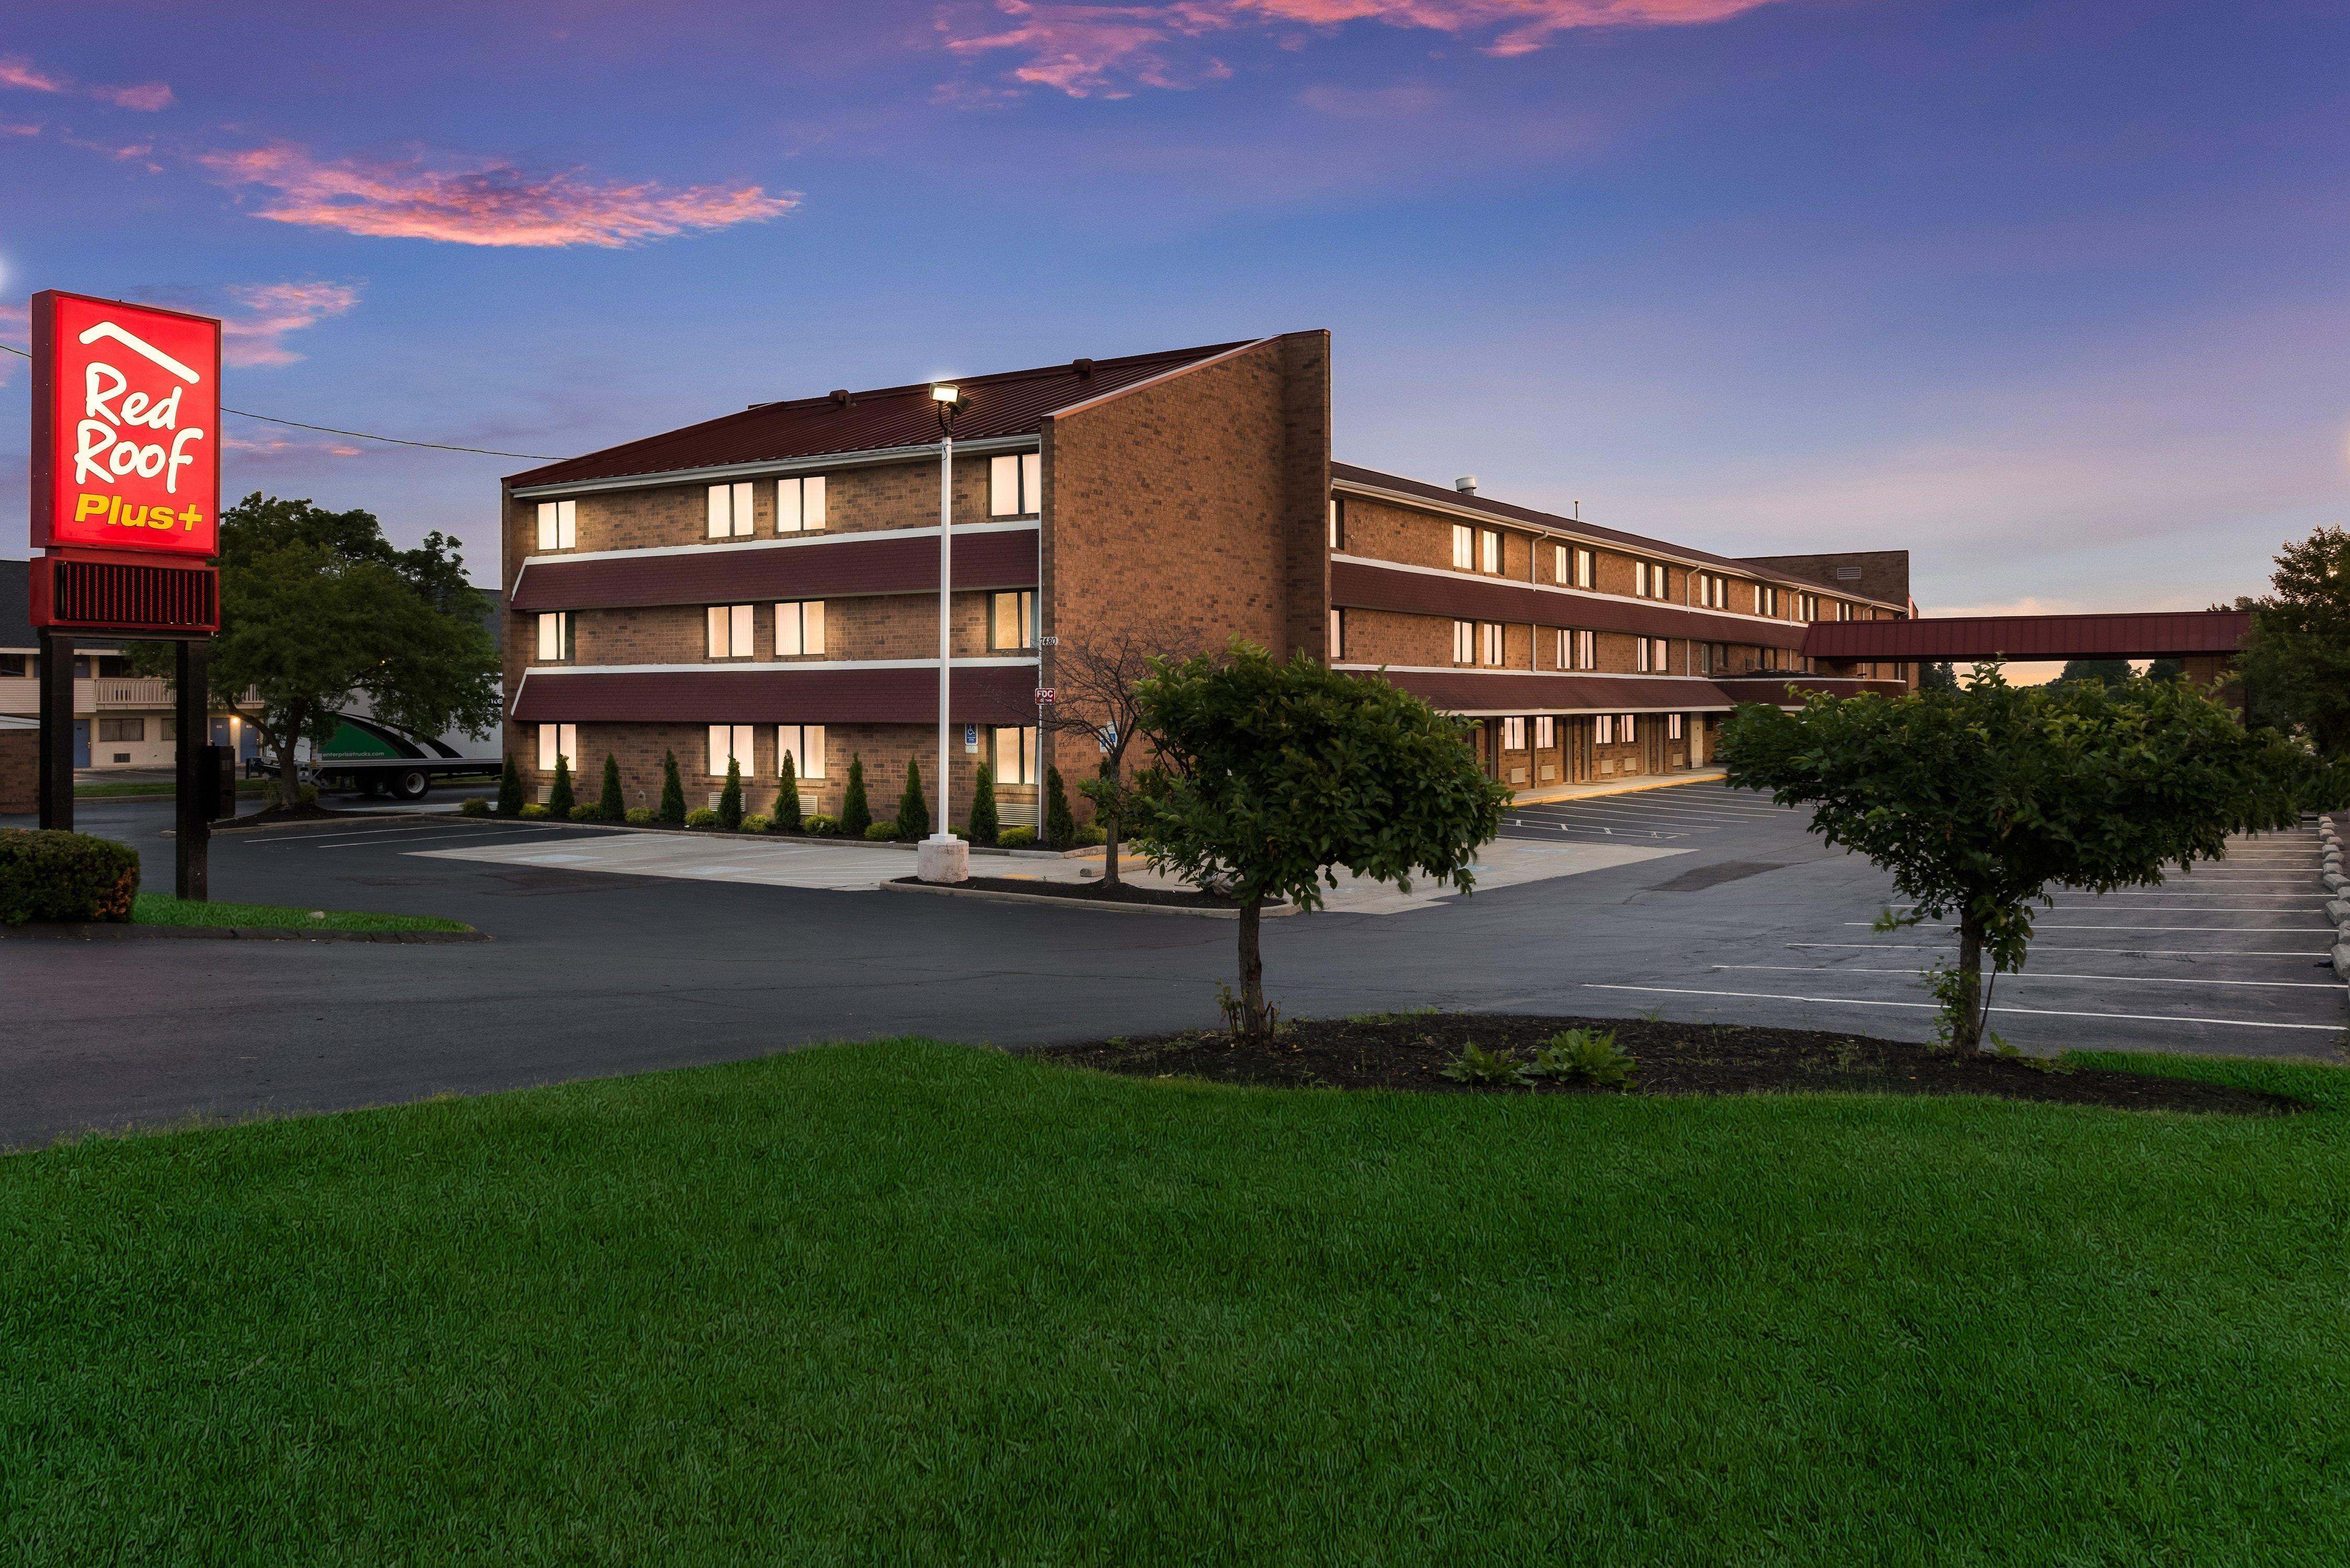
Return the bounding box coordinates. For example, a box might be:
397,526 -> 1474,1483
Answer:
274,701 -> 306,809
1099,759 -> 1121,888
1955,914 -> 1986,1055
1237,897 -> 1268,1039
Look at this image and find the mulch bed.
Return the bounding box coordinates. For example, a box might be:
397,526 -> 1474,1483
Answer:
1040,1014 -> 2304,1116
212,803 -> 370,830
891,874 -> 1267,910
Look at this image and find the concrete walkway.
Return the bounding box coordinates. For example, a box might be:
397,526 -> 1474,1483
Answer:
1509,765 -> 1729,807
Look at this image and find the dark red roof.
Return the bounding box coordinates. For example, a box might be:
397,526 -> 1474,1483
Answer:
508,340 -> 1254,490
1802,610 -> 2249,662
1331,558 -> 1806,647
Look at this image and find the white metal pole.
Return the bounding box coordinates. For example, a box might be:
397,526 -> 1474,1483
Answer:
937,428 -> 953,840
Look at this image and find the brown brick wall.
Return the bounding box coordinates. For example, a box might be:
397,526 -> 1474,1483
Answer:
520,591 -> 1013,668
512,457 -> 1005,558
0,728 -> 34,815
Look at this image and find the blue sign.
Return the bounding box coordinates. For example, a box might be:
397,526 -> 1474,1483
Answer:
964,723 -> 978,752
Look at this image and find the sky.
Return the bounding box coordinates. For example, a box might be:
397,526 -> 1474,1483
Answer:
2,0 -> 2345,621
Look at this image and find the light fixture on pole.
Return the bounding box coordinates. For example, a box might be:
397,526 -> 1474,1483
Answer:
918,383 -> 970,883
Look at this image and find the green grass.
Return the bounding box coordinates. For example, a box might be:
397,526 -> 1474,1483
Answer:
129,892 -> 472,932
6,1042 -> 2349,1563
73,779 -> 275,799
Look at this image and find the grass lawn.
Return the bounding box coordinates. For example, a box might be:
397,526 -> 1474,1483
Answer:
6,1042 -> 2348,1563
73,780 -> 275,800
130,893 -> 472,932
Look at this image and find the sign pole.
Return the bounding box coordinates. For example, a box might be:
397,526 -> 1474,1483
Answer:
37,629 -> 74,831
174,639 -> 209,899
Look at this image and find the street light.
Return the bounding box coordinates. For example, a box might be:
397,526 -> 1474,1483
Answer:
921,384 -> 966,882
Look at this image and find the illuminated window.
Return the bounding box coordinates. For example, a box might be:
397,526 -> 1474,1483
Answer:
1667,713 -> 1684,740
1620,714 -> 1637,742
1451,524 -> 1475,571
1634,636 -> 1668,672
775,600 -> 825,657
536,723 -> 577,771
778,724 -> 826,780
1534,716 -> 1555,749
778,475 -> 827,533
1501,716 -> 1526,750
1635,561 -> 1672,600
992,591 -> 1035,652
707,604 -> 756,658
1796,592 -> 1820,620
1756,584 -> 1780,617
1595,714 -> 1615,746
1480,528 -> 1502,574
707,482 -> 755,539
1480,621 -> 1503,666
1327,499 -> 1344,550
989,453 -> 1043,518
1553,628 -> 1596,670
1327,607 -> 1345,659
992,726 -> 1038,785
707,724 -> 754,777
1454,619 -> 1475,664
535,499 -> 576,551
536,611 -> 572,662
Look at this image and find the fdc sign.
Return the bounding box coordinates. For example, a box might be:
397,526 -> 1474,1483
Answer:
30,291 -> 221,557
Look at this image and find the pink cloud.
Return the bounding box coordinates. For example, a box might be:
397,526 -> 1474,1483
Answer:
93,80 -> 173,111
0,54 -> 66,93
942,0 -> 1795,94
1,121 -> 40,136
221,280 -> 364,367
0,52 -> 174,109
196,142 -> 800,247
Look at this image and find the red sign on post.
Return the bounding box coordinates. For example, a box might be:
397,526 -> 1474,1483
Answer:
29,290 -> 221,559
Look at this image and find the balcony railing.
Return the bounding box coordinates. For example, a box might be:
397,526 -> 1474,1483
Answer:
88,678 -> 175,708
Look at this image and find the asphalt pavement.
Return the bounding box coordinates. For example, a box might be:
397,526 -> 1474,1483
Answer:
4,782 -> 2341,1148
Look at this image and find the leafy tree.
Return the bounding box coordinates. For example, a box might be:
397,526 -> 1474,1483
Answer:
775,752 -> 802,832
967,761 -> 999,845
131,493 -> 499,808
2146,656 -> 2186,683
1043,766 -> 1075,849
496,754 -> 523,817
2237,525 -> 2350,758
1917,661 -> 1958,694
898,754 -> 931,841
717,757 -> 744,831
2054,657 -> 2133,687
840,755 -> 872,838
659,751 -> 686,824
1036,622 -> 1203,886
546,752 -> 574,818
1125,644 -> 1511,1039
1722,664 -> 2315,1054
598,754 -> 625,821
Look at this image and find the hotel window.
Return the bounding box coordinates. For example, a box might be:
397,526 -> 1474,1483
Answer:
1635,561 -> 1672,600
778,724 -> 826,781
993,726 -> 1038,785
1554,627 -> 1595,670
707,724 -> 754,777
1501,716 -> 1526,750
992,591 -> 1035,652
1327,499 -> 1345,551
1451,524 -> 1475,571
1570,547 -> 1594,588
1697,572 -> 1728,609
1796,592 -> 1820,621
1480,621 -> 1503,666
536,611 -> 573,662
534,499 -> 577,551
98,717 -> 144,742
1480,528 -> 1502,574
707,481 -> 755,539
1595,714 -> 1615,746
1667,714 -> 1684,740
775,600 -> 825,657
777,475 -> 827,533
1620,714 -> 1638,742
708,603 -> 756,658
1454,619 -> 1475,664
989,452 -> 1043,518
1534,716 -> 1555,749
0,653 -> 26,678
1756,584 -> 1780,617
1327,607 -> 1345,659
1636,636 -> 1668,673
1836,600 -> 1854,621
536,723 -> 578,771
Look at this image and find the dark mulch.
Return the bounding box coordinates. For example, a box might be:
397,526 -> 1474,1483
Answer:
1040,1013 -> 2304,1116
212,803 -> 369,831
893,874 -> 1277,911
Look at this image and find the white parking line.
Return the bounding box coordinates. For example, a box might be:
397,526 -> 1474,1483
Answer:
1583,984 -> 2345,1031
1719,964 -> 2343,990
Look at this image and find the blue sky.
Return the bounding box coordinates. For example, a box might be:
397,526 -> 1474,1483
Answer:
3,0 -> 2345,617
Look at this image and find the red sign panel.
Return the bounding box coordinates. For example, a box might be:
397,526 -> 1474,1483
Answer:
29,290 -> 222,559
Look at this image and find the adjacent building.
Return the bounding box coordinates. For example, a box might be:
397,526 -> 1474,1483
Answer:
501,333 -> 1909,822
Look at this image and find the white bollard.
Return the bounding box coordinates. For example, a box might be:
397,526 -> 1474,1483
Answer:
916,832 -> 970,884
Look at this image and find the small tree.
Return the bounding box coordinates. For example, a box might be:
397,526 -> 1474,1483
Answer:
598,754 -> 624,821
841,754 -> 872,838
718,757 -> 744,831
1126,644 -> 1510,1039
1723,663 -> 2316,1054
496,753 -> 523,817
1035,622 -> 1204,886
2237,525 -> 2350,758
1043,766 -> 1075,849
968,761 -> 999,845
659,750 -> 687,825
546,752 -> 575,818
1917,661 -> 1959,693
776,752 -> 803,832
898,754 -> 932,841
2055,657 -> 2133,687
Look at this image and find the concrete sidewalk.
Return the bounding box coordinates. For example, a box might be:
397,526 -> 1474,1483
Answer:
1509,765 -> 1729,807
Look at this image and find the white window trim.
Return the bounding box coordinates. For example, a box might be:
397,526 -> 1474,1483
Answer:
524,656 -> 1040,677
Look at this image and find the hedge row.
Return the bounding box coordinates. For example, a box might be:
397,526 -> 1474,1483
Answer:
0,829 -> 142,925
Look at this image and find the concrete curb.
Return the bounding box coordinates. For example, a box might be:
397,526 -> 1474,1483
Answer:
0,921 -> 488,943
877,879 -> 1299,920
440,816 -> 1102,859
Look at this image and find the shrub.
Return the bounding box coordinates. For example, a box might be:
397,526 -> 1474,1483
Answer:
840,754 -> 872,838
598,754 -> 625,822
865,820 -> 900,841
1525,1028 -> 1637,1089
804,814 -> 839,836
1439,1042 -> 1529,1087
996,824 -> 1036,848
298,784 -> 319,807
744,813 -> 773,834
718,757 -> 744,831
547,753 -> 575,818
898,755 -> 931,841
1073,823 -> 1107,847
0,828 -> 140,925
624,806 -> 655,826
1044,765 -> 1075,848
519,803 -> 551,820
968,761 -> 999,845
775,753 -> 803,833
459,797 -> 489,817
496,753 -> 523,817
685,807 -> 719,829
568,803 -> 603,822
659,750 -> 686,826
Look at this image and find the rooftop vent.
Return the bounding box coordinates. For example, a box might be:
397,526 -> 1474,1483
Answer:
1072,357 -> 1095,376
829,388 -> 853,408
1454,475 -> 1478,495
1835,566 -> 1862,581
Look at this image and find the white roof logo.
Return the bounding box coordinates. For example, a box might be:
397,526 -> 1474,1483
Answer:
79,320 -> 202,384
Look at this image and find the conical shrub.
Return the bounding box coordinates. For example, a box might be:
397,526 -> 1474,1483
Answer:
497,753 -> 523,817
659,750 -> 686,824
718,756 -> 744,831
547,752 -> 574,818
968,760 -> 998,845
1044,764 -> 1075,848
899,754 -> 931,841
598,754 -> 624,821
841,754 -> 871,838
775,752 -> 802,832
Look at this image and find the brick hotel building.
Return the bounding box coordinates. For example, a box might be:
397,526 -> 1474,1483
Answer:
502,332 -> 1910,824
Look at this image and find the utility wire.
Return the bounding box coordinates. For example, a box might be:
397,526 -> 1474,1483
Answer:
0,340 -> 559,459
